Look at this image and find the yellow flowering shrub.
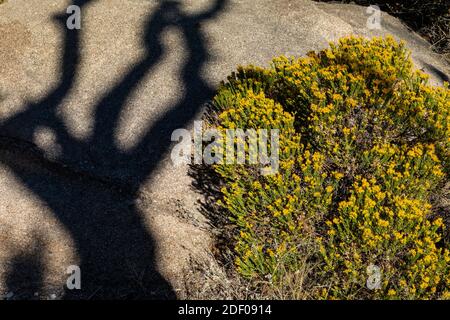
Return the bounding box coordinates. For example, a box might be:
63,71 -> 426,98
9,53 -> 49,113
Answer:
213,90 -> 336,279
319,143 -> 449,299
210,36 -> 450,299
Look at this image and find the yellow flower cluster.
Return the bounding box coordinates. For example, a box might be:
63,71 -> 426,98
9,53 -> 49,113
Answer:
320,143 -> 449,299
214,90 -> 336,279
210,35 -> 450,299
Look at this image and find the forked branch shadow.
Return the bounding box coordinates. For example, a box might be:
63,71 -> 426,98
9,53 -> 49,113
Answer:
0,0 -> 228,299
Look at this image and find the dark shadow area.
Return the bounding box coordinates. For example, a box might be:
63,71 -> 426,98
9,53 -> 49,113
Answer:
4,235 -> 45,300
189,163 -> 227,232
0,0 -> 228,299
422,61 -> 450,83
188,163 -> 237,267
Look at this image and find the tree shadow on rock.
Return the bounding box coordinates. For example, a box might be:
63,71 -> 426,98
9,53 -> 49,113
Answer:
0,0 -> 228,299
4,234 -> 45,300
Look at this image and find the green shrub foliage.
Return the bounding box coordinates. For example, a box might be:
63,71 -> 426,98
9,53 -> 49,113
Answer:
210,36 -> 450,299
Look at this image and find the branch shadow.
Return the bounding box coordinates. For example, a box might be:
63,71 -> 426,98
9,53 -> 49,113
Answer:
4,234 -> 45,300
420,61 -> 450,84
0,0 -> 228,299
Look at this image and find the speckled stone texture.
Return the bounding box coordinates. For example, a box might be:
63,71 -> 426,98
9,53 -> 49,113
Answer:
0,0 -> 448,299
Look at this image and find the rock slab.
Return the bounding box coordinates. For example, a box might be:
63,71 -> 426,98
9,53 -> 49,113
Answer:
0,0 -> 448,298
